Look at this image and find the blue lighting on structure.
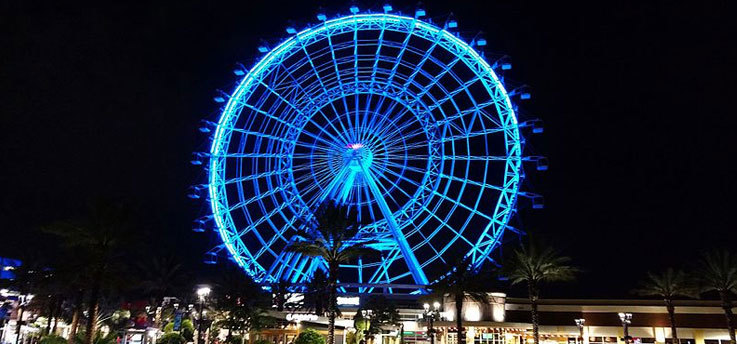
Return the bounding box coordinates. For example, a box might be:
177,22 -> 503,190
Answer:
383,4 -> 393,12
202,13 -> 531,292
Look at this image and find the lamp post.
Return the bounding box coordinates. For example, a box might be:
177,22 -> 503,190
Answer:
422,302 -> 441,344
361,309 -> 374,344
574,319 -> 585,344
15,294 -> 33,344
196,287 -> 211,344
618,313 -> 632,341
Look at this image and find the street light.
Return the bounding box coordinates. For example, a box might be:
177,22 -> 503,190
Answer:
360,309 -> 374,343
574,319 -> 585,344
618,313 -> 632,340
422,302 -> 441,344
196,286 -> 211,344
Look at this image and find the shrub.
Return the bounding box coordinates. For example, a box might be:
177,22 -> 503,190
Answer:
157,333 -> 186,344
74,332 -> 118,344
181,319 -> 195,341
163,319 -> 193,340
40,335 -> 67,344
253,339 -> 271,344
294,329 -> 325,344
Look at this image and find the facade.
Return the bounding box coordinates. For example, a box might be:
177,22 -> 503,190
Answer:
0,258 -> 21,281
272,294 -> 735,344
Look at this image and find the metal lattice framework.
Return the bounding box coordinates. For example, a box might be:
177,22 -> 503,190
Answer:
202,12 -> 527,292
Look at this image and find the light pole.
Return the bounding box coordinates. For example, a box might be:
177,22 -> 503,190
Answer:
361,309 -> 373,344
423,302 -> 441,344
618,313 -> 632,341
196,287 -> 211,344
15,294 -> 33,344
574,319 -> 585,344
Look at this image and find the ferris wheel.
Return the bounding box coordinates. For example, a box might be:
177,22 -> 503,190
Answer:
192,7 -> 543,291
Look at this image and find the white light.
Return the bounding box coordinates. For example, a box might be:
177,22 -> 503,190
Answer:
196,287 -> 211,298
463,304 -> 481,321
433,301 -> 440,310
349,143 -> 364,149
655,328 -> 665,342
423,303 -> 430,311
286,293 -> 305,304
336,296 -> 360,305
286,313 -> 318,322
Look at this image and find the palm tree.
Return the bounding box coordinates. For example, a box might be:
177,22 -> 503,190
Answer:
9,256 -> 45,344
45,201 -> 133,344
428,257 -> 491,344
212,264 -> 270,342
271,279 -> 294,312
357,295 -> 402,342
505,240 -> 577,344
633,269 -> 695,344
304,269 -> 329,316
696,250 -> 737,344
287,202 -> 379,344
138,255 -> 188,327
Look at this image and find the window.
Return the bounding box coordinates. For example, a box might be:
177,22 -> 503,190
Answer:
474,333 -> 505,344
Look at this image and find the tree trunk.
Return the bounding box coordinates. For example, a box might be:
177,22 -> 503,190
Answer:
15,307 -> 25,344
528,282 -> 540,344
85,284 -> 101,344
665,300 -> 679,344
68,290 -> 84,344
52,298 -> 62,334
719,291 -> 736,344
455,292 -> 464,344
46,296 -> 55,335
328,264 -> 338,344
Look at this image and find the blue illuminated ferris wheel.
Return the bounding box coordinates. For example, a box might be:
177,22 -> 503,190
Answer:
194,7 -> 544,291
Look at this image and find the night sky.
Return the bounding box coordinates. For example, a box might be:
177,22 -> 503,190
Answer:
2,1 -> 736,298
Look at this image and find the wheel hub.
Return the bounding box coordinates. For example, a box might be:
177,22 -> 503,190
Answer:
344,143 -> 373,172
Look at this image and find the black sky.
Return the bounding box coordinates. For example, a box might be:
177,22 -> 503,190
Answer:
2,1 -> 736,298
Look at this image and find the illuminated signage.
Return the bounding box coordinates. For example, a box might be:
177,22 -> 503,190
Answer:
286,313 -> 318,322
336,296 -> 360,306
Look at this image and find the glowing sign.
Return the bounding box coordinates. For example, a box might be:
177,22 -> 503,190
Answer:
336,296 -> 360,305
286,313 -> 318,322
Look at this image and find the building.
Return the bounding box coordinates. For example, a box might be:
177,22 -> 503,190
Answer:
0,258 -> 21,281
269,294 -> 735,344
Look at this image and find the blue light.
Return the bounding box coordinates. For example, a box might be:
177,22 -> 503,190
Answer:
536,157 -> 549,171
204,13 -> 526,290
383,4 -> 393,12
286,27 -> 297,34
257,45 -> 269,53
203,252 -> 217,264
532,195 -> 545,209
520,92 -> 531,100
193,219 -> 207,232
501,62 -> 512,70
448,20 -> 458,28
317,13 -> 327,21
477,38 -> 487,46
